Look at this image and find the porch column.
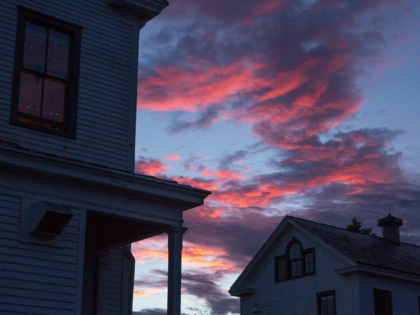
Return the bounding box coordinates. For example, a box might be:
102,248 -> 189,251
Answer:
167,226 -> 188,315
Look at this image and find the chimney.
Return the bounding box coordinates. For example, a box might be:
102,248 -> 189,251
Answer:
378,214 -> 403,244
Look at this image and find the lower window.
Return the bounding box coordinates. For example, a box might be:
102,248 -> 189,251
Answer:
374,288 -> 393,315
317,290 -> 336,315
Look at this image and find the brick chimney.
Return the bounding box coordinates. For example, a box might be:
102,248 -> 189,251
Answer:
378,214 -> 403,244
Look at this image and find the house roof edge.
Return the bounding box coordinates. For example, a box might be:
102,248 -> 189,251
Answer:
0,145 -> 211,208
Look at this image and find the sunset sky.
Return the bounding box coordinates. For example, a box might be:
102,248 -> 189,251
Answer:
131,0 -> 420,314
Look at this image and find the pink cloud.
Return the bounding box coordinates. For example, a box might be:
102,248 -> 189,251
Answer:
164,154 -> 182,161
135,156 -> 170,176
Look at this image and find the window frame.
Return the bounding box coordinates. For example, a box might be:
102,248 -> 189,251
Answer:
373,288 -> 393,315
10,7 -> 82,138
317,290 -> 336,315
287,239 -> 303,278
303,247 -> 316,275
275,254 -> 287,282
274,238 -> 316,282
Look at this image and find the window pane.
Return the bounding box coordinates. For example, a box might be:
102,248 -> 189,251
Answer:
47,31 -> 69,78
277,258 -> 284,270
23,23 -> 47,72
291,261 -> 295,277
18,71 -> 42,117
321,297 -> 328,315
277,258 -> 287,280
296,260 -> 302,276
280,269 -> 287,280
281,259 -> 286,269
42,78 -> 65,122
290,244 -> 296,260
320,295 -> 334,315
290,244 -> 301,260
305,252 -> 314,273
327,296 -> 334,315
305,262 -> 314,274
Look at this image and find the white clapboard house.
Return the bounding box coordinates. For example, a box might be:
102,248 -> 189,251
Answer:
0,1 -> 211,314
229,214 -> 420,315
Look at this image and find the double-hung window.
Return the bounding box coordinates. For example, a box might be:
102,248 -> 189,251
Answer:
374,288 -> 393,315
10,8 -> 81,138
304,248 -> 315,274
317,290 -> 336,315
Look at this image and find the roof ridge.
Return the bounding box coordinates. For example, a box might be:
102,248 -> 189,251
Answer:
287,215 -> 376,233
288,215 -> 419,247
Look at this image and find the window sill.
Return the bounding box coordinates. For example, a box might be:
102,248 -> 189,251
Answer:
10,119 -> 76,139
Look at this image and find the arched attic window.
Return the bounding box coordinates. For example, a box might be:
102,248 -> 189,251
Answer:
275,238 -> 315,282
288,239 -> 303,277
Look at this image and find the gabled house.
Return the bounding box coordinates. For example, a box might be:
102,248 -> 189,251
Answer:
0,1 -> 210,314
229,215 -> 420,315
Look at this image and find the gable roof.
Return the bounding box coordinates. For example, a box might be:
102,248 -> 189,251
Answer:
230,215 -> 420,296
290,216 -> 420,276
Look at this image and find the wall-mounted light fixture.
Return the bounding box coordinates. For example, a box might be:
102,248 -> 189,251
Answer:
251,302 -> 260,314
29,201 -> 74,236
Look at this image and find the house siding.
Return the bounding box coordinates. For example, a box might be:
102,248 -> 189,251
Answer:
241,226 -> 360,315
0,0 -> 136,171
359,273 -> 420,315
0,193 -> 82,315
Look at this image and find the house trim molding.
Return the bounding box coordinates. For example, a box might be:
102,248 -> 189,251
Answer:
335,264 -> 420,284
108,0 -> 168,20
0,145 -> 210,207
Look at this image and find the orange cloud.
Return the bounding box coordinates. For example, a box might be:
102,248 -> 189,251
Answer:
134,288 -> 167,296
182,246 -> 235,270
132,239 -> 236,272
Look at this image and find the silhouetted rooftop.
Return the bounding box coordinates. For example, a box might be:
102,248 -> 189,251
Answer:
290,216 -> 420,276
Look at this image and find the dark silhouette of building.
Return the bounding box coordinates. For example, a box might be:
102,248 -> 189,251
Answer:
0,1 -> 210,314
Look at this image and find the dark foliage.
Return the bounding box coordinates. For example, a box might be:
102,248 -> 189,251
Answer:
345,217 -> 377,236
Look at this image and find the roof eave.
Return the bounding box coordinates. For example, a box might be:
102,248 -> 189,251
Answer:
229,287 -> 254,297
335,263 -> 420,283
0,146 -> 211,209
108,0 -> 168,21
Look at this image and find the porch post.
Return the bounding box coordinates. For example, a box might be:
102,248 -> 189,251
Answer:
167,226 -> 188,315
